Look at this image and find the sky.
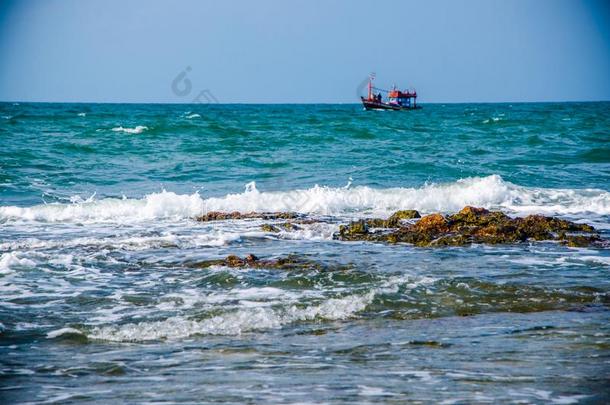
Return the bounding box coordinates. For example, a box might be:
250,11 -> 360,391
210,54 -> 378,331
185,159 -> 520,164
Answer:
0,0 -> 609,103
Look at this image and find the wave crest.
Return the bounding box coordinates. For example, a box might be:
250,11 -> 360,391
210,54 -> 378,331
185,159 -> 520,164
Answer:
111,125 -> 148,134
89,291 -> 375,341
1,175 -> 608,224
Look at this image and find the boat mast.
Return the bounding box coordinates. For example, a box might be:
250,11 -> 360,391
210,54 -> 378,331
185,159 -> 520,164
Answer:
368,74 -> 373,101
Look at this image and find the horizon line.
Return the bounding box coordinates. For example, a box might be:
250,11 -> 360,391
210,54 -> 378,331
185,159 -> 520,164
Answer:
1,99 -> 609,105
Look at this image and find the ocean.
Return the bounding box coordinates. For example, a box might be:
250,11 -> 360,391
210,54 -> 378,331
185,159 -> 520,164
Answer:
1,102 -> 609,403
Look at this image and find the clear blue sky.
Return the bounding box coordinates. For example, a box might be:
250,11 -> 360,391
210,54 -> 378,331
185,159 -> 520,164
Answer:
0,0 -> 609,103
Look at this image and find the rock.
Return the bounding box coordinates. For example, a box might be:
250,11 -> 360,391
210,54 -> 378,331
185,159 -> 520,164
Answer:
385,210 -> 421,227
448,206 -> 509,227
261,224 -> 280,232
280,222 -> 300,231
244,254 -> 259,262
337,220 -> 370,241
515,215 -> 594,238
196,211 -> 299,222
261,222 -> 300,232
225,255 -> 246,267
365,218 -> 389,228
413,213 -> 450,233
189,254 -> 351,272
560,234 -> 602,247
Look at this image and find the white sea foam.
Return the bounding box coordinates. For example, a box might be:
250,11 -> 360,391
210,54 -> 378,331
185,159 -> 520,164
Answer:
0,190 -> 203,223
186,113 -> 201,119
87,274 -> 425,341
0,231 -> 240,252
111,125 -> 148,134
0,252 -> 36,273
1,176 -> 608,224
89,291 -> 375,341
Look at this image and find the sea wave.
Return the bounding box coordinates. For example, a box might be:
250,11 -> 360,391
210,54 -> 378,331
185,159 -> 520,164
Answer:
0,231 -> 241,252
89,292 -> 375,341
87,274 -> 428,341
111,125 -> 148,134
0,252 -> 36,274
0,175 -> 608,224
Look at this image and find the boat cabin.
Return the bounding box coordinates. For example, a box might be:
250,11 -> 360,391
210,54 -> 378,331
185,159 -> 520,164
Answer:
387,89 -> 417,108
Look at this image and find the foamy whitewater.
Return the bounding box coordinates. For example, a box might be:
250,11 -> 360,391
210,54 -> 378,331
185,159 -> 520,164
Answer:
1,102 -> 609,404
111,125 -> 148,134
2,175 -> 609,224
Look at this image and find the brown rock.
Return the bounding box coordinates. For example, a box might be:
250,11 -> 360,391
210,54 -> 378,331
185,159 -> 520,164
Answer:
413,214 -> 449,233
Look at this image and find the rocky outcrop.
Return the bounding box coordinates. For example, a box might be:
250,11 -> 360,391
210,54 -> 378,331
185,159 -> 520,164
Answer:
335,206 -> 601,247
194,207 -> 602,247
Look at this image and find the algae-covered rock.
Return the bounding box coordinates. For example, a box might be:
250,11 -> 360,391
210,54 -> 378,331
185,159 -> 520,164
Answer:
333,207 -> 601,247
261,222 -> 301,232
560,234 -> 602,247
336,210 -> 421,238
261,224 -> 280,232
385,210 -> 421,227
448,206 -> 510,228
280,222 -> 300,231
337,220 -> 370,241
194,254 -> 261,268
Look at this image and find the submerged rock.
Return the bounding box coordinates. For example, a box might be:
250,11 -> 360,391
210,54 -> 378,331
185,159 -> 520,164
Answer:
190,254 -> 351,272
261,222 -> 301,232
196,211 -> 299,222
334,206 -> 602,247
190,254 -> 260,268
261,224 -> 280,232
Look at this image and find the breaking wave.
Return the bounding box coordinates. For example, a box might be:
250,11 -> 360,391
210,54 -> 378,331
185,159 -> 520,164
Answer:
1,175 -> 608,224
111,125 -> 148,134
0,252 -> 36,274
88,292 -> 375,341
86,274 -> 433,341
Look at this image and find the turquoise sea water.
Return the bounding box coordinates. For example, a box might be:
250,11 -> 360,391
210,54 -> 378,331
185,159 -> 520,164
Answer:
0,102 -> 609,403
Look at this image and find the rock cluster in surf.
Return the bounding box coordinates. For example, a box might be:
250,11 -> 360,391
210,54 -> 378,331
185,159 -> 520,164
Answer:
335,206 -> 601,247
194,206 -> 603,247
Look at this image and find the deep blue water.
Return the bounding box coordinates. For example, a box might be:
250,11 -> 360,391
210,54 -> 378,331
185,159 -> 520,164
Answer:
0,102 -> 609,404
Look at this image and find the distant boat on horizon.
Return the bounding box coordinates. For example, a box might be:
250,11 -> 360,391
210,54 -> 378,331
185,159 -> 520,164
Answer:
361,74 -> 421,111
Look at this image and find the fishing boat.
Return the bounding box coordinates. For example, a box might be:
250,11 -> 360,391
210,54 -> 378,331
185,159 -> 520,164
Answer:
361,75 -> 420,110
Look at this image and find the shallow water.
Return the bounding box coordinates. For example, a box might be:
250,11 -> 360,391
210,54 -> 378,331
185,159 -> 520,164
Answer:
1,102 -> 609,403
